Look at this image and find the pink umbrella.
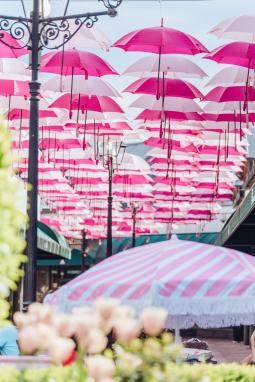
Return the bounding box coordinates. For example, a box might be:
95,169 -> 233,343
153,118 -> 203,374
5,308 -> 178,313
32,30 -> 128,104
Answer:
203,86 -> 255,102
205,42 -> 255,69
202,112 -> 255,123
0,32 -> 27,58
8,108 -> 57,120
49,94 -> 124,114
45,237 -> 255,333
135,109 -> 204,122
41,49 -> 118,77
39,137 -> 82,150
0,79 -> 29,97
113,174 -> 154,185
124,77 -> 203,99
113,23 -> 208,55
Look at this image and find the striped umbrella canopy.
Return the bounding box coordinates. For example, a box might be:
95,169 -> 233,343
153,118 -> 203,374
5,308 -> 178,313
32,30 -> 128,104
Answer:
45,237 -> 255,330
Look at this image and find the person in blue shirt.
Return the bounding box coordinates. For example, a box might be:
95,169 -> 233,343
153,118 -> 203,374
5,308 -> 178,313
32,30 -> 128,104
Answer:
0,325 -> 19,356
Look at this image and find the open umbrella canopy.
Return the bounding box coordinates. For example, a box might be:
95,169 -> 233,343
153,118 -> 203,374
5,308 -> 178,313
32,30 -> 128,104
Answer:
123,55 -> 207,78
124,77 -> 203,99
205,42 -> 255,69
113,24 -> 208,54
209,15 -> 255,42
40,49 -> 118,77
45,236 -> 255,330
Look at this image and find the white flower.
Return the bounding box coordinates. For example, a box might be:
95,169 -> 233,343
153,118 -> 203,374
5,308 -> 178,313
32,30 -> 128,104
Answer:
13,311 -> 27,329
86,355 -> 115,382
86,328 -> 108,354
113,318 -> 141,342
140,307 -> 167,336
18,326 -> 42,354
53,314 -> 77,338
28,303 -> 54,324
47,337 -> 75,364
95,298 -> 119,320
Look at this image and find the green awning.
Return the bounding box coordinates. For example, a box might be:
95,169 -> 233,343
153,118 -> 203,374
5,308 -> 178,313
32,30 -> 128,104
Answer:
38,248 -> 94,267
37,222 -> 71,259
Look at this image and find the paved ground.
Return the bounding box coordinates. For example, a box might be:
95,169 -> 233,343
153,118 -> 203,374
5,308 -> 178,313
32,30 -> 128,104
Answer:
205,339 -> 251,363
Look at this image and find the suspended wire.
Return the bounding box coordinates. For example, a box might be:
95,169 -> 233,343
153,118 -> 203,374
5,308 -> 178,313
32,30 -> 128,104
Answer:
158,0 -> 163,23
64,0 -> 70,16
20,0 -> 27,18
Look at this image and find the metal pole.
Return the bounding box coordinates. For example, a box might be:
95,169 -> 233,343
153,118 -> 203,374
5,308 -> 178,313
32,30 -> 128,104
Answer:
106,156 -> 113,257
23,0 -> 41,308
81,228 -> 87,272
132,207 -> 136,248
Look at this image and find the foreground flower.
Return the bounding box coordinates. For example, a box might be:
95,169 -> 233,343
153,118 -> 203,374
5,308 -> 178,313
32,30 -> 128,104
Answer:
18,326 -> 43,354
47,337 -> 75,364
114,318 -> 141,342
86,328 -> 108,354
86,355 -> 115,382
53,313 -> 77,338
140,307 -> 167,336
95,298 -> 119,320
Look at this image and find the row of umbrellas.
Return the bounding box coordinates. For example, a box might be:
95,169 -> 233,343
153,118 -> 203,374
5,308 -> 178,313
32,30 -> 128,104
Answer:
1,14 -> 254,240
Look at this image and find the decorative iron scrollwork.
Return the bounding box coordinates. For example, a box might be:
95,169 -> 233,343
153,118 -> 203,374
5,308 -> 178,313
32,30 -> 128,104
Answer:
39,15 -> 98,50
99,0 -> 122,9
0,18 -> 31,49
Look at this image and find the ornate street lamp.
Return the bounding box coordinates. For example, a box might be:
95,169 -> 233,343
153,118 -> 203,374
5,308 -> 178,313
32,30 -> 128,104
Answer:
100,140 -> 126,257
130,201 -> 140,248
0,0 -> 122,308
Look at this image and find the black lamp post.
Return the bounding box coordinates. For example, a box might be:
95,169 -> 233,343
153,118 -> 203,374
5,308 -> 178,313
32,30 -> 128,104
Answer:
130,202 -> 140,248
131,206 -> 136,248
0,0 -> 122,308
101,142 -> 126,258
106,155 -> 113,258
81,228 -> 88,272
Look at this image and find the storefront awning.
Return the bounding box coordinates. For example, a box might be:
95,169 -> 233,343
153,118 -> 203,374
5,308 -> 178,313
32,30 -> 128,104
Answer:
37,222 -> 71,260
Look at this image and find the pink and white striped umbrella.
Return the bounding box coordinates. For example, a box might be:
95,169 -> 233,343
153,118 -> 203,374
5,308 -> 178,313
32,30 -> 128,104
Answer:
45,236 -> 255,329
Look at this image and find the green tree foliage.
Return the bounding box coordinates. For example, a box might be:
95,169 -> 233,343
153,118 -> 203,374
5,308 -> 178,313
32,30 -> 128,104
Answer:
0,122 -> 26,322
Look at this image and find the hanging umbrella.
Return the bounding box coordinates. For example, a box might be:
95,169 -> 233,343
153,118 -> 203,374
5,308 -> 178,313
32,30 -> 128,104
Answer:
123,55 -> 207,79
135,109 -> 204,122
40,49 -> 118,77
0,58 -> 30,79
209,15 -> 255,42
0,32 -> 28,58
42,76 -> 121,97
58,23 -> 112,51
49,94 -> 124,113
203,85 -> 255,102
130,95 -> 203,113
113,24 -> 208,55
45,236 -> 255,332
124,78 -> 203,99
205,42 -> 255,69
0,79 -> 29,97
206,66 -> 255,87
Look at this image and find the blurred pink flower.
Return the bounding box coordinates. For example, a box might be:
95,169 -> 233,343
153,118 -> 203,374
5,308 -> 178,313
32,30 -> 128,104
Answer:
86,355 -> 115,382
140,307 -> 167,336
